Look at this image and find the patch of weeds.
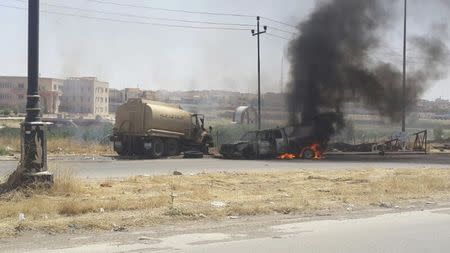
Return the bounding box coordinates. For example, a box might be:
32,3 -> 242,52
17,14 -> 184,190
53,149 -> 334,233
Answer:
164,207 -> 192,217
0,147 -> 9,156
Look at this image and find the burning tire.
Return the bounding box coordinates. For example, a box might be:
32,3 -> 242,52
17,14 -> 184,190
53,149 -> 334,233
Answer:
301,148 -> 315,159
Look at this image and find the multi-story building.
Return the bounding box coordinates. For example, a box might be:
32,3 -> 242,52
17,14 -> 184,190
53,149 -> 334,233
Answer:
61,77 -> 109,116
0,76 -> 63,114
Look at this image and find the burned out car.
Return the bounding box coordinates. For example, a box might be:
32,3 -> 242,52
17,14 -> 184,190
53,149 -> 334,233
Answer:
219,125 -> 327,160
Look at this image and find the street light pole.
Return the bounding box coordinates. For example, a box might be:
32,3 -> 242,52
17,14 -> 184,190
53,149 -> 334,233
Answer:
5,0 -> 53,189
252,16 -> 267,130
402,0 -> 407,133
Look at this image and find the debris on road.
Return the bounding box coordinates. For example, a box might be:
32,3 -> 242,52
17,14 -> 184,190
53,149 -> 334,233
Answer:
183,151 -> 204,159
173,171 -> 183,176
378,202 -> 393,208
18,213 -> 25,222
112,224 -> 127,232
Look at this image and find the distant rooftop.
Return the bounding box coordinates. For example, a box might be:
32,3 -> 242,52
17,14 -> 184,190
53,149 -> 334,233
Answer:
67,77 -> 98,81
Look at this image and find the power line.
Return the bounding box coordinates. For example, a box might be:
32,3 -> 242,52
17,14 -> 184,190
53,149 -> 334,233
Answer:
87,0 -> 254,18
266,33 -> 290,41
260,16 -> 297,29
0,3 -> 250,31
12,0 -> 255,27
87,0 -> 299,31
267,26 -> 298,36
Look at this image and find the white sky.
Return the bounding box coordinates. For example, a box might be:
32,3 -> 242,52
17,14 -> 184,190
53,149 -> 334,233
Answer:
0,0 -> 448,100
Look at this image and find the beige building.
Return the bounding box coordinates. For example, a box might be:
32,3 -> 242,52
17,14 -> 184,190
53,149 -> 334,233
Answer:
61,77 -> 109,116
0,76 -> 63,114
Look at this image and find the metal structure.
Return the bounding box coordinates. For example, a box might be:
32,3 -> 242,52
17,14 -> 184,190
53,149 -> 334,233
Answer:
6,0 -> 53,188
412,130 -> 427,153
383,130 -> 427,153
402,0 -> 407,132
233,106 -> 257,125
251,16 -> 267,130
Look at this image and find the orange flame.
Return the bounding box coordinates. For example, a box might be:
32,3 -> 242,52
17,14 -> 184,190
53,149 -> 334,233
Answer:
277,143 -> 324,160
310,143 -> 323,159
277,153 -> 297,160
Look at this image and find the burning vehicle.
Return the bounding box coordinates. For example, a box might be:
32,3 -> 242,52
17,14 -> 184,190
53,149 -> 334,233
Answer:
219,118 -> 335,160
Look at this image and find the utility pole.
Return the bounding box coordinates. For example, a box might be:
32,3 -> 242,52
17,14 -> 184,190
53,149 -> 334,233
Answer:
252,16 -> 267,130
402,0 -> 407,133
5,0 -> 53,189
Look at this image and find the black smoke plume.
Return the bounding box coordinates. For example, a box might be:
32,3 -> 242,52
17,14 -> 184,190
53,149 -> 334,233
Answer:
287,0 -> 449,142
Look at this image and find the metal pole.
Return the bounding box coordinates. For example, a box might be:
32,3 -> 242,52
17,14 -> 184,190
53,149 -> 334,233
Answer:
402,0 -> 407,132
26,0 -> 40,123
257,16 -> 261,130
251,16 -> 266,130
5,0 -> 53,189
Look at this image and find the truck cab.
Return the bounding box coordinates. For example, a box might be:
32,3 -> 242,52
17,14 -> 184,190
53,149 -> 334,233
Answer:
189,113 -> 214,152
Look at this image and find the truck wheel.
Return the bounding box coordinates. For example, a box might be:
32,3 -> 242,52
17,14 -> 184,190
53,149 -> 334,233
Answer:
151,138 -> 165,158
201,145 -> 209,155
165,139 -> 180,156
302,148 -> 315,159
117,140 -> 129,156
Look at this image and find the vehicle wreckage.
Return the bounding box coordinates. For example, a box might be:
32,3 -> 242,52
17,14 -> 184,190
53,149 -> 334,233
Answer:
219,125 -> 327,160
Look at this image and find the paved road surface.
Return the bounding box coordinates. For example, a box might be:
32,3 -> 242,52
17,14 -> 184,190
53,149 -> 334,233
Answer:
1,154 -> 450,178
3,208 -> 450,253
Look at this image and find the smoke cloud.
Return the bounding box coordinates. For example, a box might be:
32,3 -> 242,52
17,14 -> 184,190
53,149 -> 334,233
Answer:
287,0 -> 449,142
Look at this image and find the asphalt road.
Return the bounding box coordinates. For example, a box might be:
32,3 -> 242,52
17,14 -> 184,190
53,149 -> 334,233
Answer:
1,153 -> 450,178
3,207 -> 450,253
168,208 -> 450,253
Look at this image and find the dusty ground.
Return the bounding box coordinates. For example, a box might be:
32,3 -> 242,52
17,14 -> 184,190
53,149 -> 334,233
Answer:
1,168 -> 450,238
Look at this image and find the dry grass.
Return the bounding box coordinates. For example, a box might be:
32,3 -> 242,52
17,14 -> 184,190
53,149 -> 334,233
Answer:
1,168 -> 450,237
0,137 -> 112,155
46,139 -> 113,155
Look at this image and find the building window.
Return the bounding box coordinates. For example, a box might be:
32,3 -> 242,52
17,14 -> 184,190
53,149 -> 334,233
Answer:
0,94 -> 10,100
18,95 -> 24,99
18,83 -> 25,89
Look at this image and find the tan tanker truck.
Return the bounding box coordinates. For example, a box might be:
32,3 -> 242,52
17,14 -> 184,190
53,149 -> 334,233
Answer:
110,98 -> 213,158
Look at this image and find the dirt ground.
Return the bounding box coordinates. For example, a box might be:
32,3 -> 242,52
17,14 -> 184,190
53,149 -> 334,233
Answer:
1,168 -> 450,238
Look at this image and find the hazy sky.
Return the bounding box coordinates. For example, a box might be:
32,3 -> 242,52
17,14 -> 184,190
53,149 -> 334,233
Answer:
0,0 -> 448,100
